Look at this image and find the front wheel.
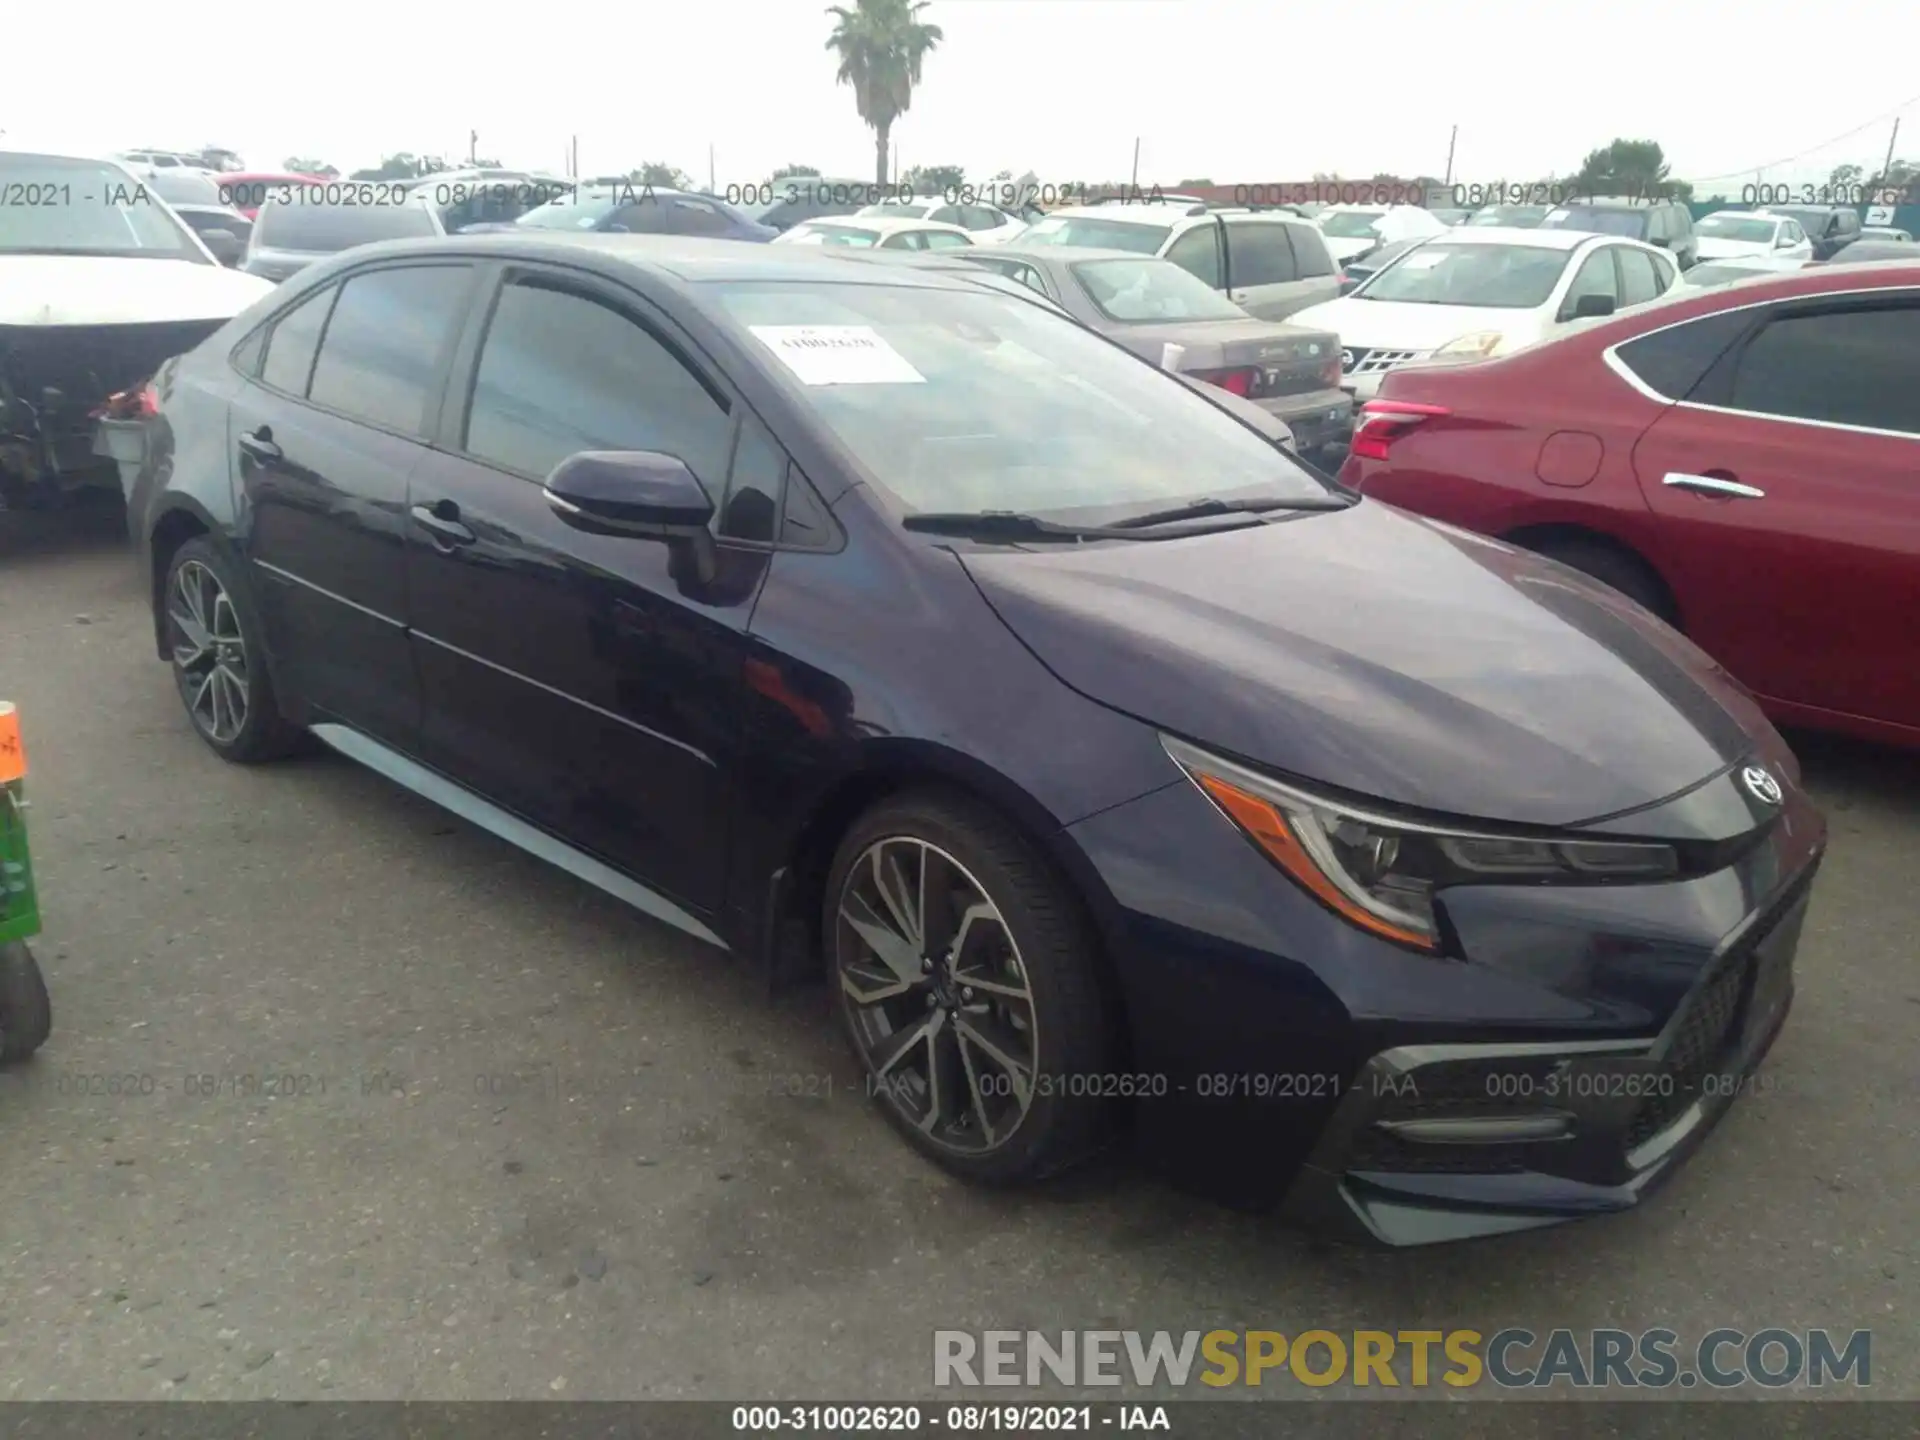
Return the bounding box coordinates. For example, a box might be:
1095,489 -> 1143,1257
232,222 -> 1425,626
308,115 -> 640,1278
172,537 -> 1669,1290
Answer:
824,790 -> 1119,1186
0,941 -> 52,1063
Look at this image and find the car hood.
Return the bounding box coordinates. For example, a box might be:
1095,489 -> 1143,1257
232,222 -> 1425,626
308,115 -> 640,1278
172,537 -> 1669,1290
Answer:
1694,237 -> 1776,260
960,500 -> 1768,827
0,255 -> 274,325
1290,296 -> 1548,351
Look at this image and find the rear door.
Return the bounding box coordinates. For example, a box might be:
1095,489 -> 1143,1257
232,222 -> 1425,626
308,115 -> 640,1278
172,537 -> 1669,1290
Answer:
229,262 -> 477,747
1629,287 -> 1920,725
405,263 -> 771,912
1221,218 -> 1336,319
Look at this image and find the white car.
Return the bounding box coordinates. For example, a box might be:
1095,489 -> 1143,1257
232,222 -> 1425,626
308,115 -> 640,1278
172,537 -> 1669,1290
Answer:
856,197 -> 1026,244
1859,225 -> 1913,243
1691,210 -> 1812,262
1676,254 -> 1809,289
1314,204 -> 1448,264
1286,227 -> 1681,400
0,149 -> 274,507
771,215 -> 976,251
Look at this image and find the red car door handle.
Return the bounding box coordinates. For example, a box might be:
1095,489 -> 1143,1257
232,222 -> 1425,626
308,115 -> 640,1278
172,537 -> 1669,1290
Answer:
1662,472 -> 1766,500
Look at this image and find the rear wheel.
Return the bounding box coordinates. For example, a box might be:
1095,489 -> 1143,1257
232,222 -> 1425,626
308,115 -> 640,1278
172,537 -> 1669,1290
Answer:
1531,538 -> 1678,627
162,537 -> 305,762
824,790 -> 1118,1185
0,941 -> 52,1064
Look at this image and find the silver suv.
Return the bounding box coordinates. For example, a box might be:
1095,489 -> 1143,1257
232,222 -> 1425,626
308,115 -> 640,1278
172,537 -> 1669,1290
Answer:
1014,201 -> 1340,320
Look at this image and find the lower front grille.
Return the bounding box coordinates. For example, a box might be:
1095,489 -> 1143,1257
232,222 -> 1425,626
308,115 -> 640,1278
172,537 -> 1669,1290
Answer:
1347,348 -> 1426,376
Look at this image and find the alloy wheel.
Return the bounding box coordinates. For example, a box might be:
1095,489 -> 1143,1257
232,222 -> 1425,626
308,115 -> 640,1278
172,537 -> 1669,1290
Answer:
835,837 -> 1038,1154
168,560 -> 251,745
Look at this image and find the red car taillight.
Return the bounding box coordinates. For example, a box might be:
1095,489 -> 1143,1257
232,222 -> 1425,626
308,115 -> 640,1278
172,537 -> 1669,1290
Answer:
1189,366 -> 1258,398
1350,401 -> 1450,463
1319,353 -> 1342,387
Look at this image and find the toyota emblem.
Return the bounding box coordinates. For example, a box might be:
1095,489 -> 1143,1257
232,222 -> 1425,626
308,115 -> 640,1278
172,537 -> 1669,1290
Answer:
1740,765 -> 1783,806
1340,348 -> 1356,370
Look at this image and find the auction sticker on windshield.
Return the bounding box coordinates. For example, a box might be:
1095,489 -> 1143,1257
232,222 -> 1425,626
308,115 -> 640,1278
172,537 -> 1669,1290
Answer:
750,326 -> 926,385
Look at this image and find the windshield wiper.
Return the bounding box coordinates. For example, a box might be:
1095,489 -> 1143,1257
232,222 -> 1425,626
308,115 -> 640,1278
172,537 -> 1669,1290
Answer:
1107,494 -> 1353,528
902,510 -> 1168,541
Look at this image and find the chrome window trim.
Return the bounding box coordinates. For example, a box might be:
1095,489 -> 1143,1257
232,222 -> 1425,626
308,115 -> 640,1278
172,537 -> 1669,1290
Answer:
1599,281 -> 1920,440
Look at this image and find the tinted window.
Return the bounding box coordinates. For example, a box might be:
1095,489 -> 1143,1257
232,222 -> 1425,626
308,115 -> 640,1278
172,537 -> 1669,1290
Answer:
720,417 -> 786,541
1728,303 -> 1920,434
959,205 -> 1003,231
1225,222 -> 1299,285
929,206 -> 963,226
253,196 -> 438,250
465,280 -> 731,484
259,285 -> 336,395
610,199 -> 673,233
1163,226 -> 1222,287
1287,222 -> 1336,277
307,266 -> 471,433
1617,247 -> 1662,306
1614,309 -> 1759,398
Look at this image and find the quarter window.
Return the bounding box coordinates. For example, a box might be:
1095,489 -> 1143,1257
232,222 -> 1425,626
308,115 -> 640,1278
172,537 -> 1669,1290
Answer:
258,285 -> 335,394
720,416 -> 786,542
306,266 -> 471,433
1617,247 -> 1662,307
463,278 -> 732,484
1614,309 -> 1756,398
1726,302 -> 1920,435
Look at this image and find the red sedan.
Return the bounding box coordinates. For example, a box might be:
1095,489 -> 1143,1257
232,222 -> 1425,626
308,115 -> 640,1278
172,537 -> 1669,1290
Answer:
211,171 -> 326,219
1340,260 -> 1920,749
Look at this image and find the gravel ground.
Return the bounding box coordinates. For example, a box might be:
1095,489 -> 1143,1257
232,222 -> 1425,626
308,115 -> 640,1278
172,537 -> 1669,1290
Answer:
0,503 -> 1913,1404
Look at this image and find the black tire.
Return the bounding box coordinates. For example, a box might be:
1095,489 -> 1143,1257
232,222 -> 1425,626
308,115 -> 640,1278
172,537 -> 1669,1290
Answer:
161,536 -> 305,762
0,940 -> 52,1063
823,789 -> 1118,1186
1533,538 -> 1678,626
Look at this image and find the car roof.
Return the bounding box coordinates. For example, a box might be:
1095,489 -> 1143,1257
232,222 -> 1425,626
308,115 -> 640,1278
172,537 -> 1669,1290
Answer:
988,244 -> 1169,264
1411,225 -> 1602,250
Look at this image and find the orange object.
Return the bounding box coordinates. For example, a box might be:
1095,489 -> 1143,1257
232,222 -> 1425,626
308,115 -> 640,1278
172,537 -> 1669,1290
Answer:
0,702 -> 24,783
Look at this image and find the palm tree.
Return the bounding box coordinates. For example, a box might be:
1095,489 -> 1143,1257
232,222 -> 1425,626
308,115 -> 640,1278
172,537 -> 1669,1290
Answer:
825,0 -> 943,187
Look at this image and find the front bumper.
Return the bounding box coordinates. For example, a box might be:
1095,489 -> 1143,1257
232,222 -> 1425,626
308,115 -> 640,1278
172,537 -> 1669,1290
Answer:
1257,388 -> 1352,451
1064,747 -> 1826,1244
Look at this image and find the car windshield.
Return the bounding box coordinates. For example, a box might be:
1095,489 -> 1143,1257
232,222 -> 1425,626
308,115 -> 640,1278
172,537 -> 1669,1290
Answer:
1540,206 -> 1649,238
140,168 -> 226,206
1696,215 -> 1777,242
0,154 -> 206,261
515,190 -> 624,230
1069,258 -> 1246,322
1469,205 -> 1551,227
252,194 -> 438,250
1318,210 -> 1389,238
1355,242 -> 1573,307
1015,216 -> 1173,255
711,280 -> 1331,520
860,201 -> 934,219
780,223 -> 881,247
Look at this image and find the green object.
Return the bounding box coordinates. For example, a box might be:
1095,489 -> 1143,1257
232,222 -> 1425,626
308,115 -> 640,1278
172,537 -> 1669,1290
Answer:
0,776 -> 38,947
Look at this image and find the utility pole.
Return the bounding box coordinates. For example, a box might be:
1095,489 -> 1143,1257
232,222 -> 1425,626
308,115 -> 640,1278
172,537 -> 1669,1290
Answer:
1876,117 -> 1901,192
1129,137 -> 1141,191
469,130 -> 478,165
708,144 -> 716,192
1443,125 -> 1458,186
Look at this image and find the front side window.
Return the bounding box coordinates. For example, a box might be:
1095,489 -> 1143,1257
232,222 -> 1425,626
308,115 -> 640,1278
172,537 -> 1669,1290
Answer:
715,281 -> 1333,519
464,279 -> 733,484
1727,302 -> 1920,435
1224,222 -> 1299,286
259,285 -> 337,395
1070,258 -> 1247,323
0,154 -> 207,262
1163,225 -> 1223,287
1356,242 -> 1573,308
306,266 -> 472,434
1560,249 -> 1622,316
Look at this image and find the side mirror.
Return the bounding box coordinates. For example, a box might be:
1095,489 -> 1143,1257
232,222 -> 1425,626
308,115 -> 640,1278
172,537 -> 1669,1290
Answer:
545,450 -> 718,582
1571,293 -> 1617,319
201,228 -> 242,265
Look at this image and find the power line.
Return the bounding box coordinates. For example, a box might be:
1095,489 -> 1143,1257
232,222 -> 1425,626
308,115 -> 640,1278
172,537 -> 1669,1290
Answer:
1690,90 -> 1920,181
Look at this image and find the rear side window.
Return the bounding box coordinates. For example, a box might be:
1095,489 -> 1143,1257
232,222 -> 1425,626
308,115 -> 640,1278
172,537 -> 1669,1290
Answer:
307,265 -> 472,434
1286,222 -> 1336,277
1724,302 -> 1920,434
1613,309 -> 1755,398
464,279 -> 732,484
253,197 -> 438,250
259,285 -> 337,395
1225,222 -> 1299,285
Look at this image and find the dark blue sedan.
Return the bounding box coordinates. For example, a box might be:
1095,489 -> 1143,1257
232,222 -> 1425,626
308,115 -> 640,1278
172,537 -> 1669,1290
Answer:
123,234 -> 1824,1246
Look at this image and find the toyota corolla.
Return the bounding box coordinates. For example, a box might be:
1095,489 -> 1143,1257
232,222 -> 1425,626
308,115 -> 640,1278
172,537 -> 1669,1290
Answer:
124,233 -> 1824,1246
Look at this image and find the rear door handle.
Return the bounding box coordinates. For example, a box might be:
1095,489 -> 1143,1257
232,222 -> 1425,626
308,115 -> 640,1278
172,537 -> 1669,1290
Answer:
410,500 -> 475,547
1663,472 -> 1765,499
237,428 -> 281,463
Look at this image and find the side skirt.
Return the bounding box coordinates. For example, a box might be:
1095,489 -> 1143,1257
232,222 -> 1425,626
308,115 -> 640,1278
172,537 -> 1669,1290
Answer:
308,722 -> 730,952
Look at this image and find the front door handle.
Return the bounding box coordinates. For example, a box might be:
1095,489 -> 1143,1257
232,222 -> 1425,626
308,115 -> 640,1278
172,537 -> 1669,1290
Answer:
237,427 -> 281,463
1663,472 -> 1765,499
410,500 -> 475,547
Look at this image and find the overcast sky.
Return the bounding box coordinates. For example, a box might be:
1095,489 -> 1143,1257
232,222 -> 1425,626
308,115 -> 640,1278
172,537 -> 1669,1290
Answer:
6,0 -> 1917,192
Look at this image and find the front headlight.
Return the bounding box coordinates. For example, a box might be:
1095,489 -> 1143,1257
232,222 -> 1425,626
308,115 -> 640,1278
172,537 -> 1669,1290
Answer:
1432,330 -> 1507,359
1162,736 -> 1679,953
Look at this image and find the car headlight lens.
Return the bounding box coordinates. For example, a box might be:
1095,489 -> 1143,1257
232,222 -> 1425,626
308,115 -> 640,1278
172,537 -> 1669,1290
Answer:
1432,330 -> 1507,359
1162,736 -> 1680,953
